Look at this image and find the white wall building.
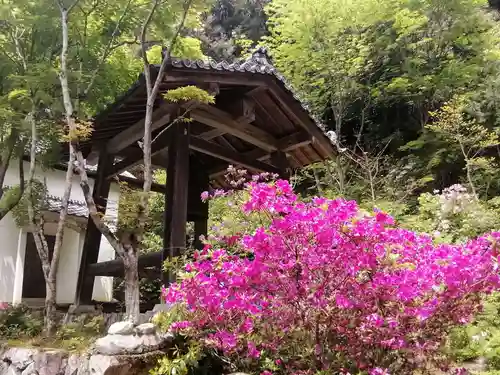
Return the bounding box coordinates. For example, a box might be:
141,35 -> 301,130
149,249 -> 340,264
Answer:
0,160 -> 119,305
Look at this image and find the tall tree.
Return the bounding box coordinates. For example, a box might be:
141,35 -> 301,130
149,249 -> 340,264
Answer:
52,0 -> 212,322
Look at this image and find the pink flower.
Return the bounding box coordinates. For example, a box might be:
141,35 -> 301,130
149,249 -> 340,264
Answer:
161,178 -> 500,374
247,341 -> 260,358
370,368 -> 390,375
200,191 -> 209,201
170,321 -> 192,331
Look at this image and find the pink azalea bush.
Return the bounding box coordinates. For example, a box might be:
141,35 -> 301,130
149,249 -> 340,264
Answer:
162,178 -> 500,374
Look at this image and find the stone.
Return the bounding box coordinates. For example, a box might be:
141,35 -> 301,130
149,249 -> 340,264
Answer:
64,354 -> 85,375
95,331 -> 170,355
0,348 -> 37,374
0,346 -> 162,375
107,321 -> 134,336
87,355 -> 132,375
135,323 -> 156,335
33,350 -> 67,375
21,363 -> 37,375
152,304 -> 173,313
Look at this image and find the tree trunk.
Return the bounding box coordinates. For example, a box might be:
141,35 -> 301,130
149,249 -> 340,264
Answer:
122,247 -> 140,323
0,131 -> 23,221
45,279 -> 57,335
0,130 -> 18,197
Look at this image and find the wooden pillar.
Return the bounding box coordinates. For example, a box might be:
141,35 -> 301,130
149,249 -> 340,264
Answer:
192,160 -> 209,250
271,151 -> 292,179
75,150 -> 114,305
193,218 -> 208,250
163,123 -> 190,285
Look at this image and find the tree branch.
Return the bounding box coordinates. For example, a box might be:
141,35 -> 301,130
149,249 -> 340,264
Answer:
49,151 -> 74,281
55,0 -> 124,257
81,0 -> 135,98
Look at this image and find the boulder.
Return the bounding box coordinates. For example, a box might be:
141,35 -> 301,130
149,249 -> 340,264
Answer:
107,321 -> 134,336
94,331 -> 169,355
135,323 -> 155,335
87,355 -> 132,375
0,348 -> 38,375
0,346 -> 164,375
64,354 -> 86,375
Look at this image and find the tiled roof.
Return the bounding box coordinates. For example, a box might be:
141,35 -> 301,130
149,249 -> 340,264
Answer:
167,46 -> 329,135
46,195 -> 88,218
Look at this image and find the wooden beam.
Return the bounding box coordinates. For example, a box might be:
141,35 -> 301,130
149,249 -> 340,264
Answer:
88,251 -> 162,277
106,105 -> 172,154
208,131 -> 311,177
266,80 -> 335,158
164,71 -> 267,86
163,122 -> 190,284
75,149 -> 114,305
232,97 -> 255,123
246,131 -> 311,160
106,83 -> 219,156
198,128 -> 226,140
115,175 -> 166,194
190,137 -> 280,174
190,106 -> 277,152
107,126 -> 174,178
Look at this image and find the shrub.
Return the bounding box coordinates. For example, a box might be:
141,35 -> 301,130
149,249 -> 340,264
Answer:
0,304 -> 43,338
162,178 -> 500,375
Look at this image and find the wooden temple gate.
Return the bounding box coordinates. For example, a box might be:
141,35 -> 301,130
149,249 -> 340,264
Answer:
74,48 -> 336,306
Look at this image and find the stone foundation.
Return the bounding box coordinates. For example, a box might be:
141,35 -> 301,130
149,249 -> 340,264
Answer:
0,346 -> 165,375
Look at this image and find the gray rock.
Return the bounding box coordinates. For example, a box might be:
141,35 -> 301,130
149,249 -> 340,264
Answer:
1,348 -> 37,374
20,363 -> 37,375
0,346 -> 163,375
107,321 -> 134,336
87,355 -> 132,375
64,355 -> 84,375
33,351 -> 67,375
135,323 -> 156,335
152,304 -> 173,313
95,332 -> 167,355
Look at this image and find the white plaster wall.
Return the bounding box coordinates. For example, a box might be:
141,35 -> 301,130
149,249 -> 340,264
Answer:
0,160 -> 120,304
92,183 -> 119,302
4,161 -> 95,202
0,213 -> 22,303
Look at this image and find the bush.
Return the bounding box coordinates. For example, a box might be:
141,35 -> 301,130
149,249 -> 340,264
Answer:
0,304 -> 43,338
162,178 -> 500,375
55,315 -> 105,351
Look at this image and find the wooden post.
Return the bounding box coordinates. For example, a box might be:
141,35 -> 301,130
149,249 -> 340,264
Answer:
75,150 -> 113,305
163,123 -> 190,285
191,159 -> 209,250
193,218 -> 208,250
271,151 -> 292,179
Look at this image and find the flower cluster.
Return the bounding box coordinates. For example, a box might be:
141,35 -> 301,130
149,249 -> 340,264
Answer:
163,179 -> 500,374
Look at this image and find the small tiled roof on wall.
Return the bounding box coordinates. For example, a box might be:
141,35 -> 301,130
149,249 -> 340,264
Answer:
46,195 -> 88,218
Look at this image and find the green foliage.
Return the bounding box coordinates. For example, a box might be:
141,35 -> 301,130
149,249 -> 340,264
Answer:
54,315 -> 105,351
152,306 -> 225,375
163,86 -> 215,104
152,342 -> 205,375
0,304 -> 43,338
11,179 -> 48,227
448,294 -> 500,370
399,185 -> 500,243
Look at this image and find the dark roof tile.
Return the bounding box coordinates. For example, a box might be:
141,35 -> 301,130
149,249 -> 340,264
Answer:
167,46 -> 328,134
46,195 -> 88,218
